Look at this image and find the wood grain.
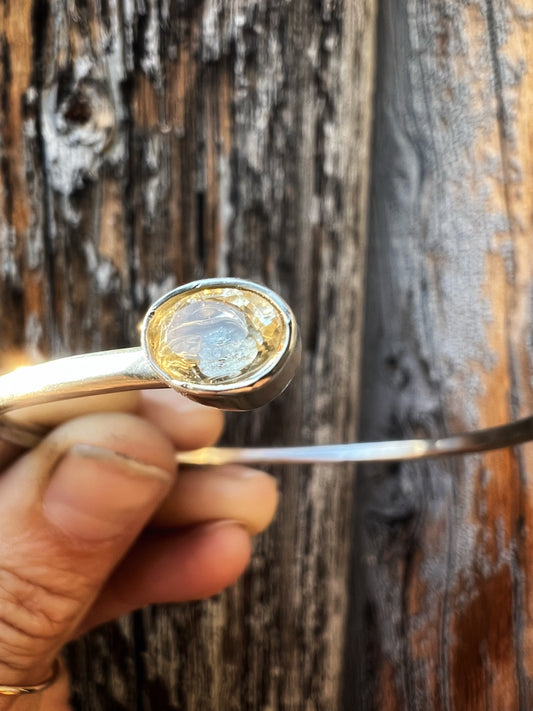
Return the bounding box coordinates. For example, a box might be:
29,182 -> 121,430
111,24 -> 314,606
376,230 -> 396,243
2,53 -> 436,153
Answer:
353,1 -> 533,709
0,1 -> 376,709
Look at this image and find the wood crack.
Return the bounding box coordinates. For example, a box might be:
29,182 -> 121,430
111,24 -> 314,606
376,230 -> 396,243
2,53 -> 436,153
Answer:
484,0 -> 514,231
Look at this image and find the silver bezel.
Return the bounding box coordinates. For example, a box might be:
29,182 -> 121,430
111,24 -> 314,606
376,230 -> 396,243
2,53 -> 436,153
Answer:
141,277 -> 301,410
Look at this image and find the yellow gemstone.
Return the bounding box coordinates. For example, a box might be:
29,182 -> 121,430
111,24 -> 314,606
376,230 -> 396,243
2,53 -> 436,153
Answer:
145,287 -> 287,386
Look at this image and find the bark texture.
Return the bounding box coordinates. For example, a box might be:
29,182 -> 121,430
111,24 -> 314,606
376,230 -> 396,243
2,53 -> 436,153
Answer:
0,1 -> 375,709
353,1 -> 533,710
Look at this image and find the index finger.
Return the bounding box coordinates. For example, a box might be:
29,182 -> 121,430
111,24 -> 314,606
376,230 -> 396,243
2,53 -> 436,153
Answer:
0,392 -> 141,468
0,389 -> 225,468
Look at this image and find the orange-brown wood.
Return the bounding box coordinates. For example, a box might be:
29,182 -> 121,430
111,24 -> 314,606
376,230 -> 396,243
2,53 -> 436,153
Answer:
357,2 -> 533,710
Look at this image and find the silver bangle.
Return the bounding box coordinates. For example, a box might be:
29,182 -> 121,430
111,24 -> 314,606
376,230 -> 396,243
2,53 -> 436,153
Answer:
0,277 -> 300,417
0,277 -> 532,465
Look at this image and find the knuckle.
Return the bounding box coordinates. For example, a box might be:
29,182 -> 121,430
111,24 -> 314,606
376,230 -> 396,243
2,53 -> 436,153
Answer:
0,565 -> 86,667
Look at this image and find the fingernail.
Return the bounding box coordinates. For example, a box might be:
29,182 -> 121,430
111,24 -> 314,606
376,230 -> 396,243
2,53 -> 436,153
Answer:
200,519 -> 245,533
184,519 -> 252,543
219,466 -> 269,480
43,444 -> 174,542
192,465 -> 274,481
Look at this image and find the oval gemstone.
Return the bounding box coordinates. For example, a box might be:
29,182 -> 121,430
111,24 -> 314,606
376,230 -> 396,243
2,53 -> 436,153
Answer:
144,286 -> 287,386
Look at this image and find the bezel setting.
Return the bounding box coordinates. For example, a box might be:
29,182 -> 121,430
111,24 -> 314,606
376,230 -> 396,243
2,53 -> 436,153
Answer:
141,278 -> 301,410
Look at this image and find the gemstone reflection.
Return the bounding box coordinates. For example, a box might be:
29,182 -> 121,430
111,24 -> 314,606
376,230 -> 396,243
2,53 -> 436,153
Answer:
145,287 -> 287,386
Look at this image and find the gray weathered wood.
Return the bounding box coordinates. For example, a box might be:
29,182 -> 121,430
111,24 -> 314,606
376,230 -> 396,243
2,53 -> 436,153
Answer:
0,1 -> 376,708
351,1 -> 533,709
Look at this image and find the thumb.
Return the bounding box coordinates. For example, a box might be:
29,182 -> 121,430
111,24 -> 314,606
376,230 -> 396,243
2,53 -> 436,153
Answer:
43,443 -> 172,542
0,413 -> 175,686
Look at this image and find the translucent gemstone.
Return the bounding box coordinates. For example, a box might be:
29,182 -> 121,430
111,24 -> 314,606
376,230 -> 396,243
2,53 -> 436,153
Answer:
145,287 -> 287,386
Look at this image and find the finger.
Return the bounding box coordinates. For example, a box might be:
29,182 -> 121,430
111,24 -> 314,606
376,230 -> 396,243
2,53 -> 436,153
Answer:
0,388 -> 222,468
0,412 -> 175,684
5,391 -> 141,427
139,389 -> 225,450
0,392 -> 143,469
78,522 -> 251,634
153,465 -> 279,535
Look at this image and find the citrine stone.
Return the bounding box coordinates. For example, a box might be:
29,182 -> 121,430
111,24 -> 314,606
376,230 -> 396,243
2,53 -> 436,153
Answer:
145,287 -> 287,386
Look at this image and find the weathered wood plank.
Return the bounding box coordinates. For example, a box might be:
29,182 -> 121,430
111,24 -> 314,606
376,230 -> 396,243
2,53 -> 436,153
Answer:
353,1 -> 533,709
0,0 -> 377,708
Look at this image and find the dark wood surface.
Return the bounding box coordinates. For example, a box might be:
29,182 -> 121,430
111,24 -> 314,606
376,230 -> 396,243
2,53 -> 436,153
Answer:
0,1 -> 376,709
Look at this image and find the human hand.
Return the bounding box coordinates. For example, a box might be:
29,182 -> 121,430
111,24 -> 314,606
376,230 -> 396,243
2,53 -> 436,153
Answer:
0,390 -> 278,709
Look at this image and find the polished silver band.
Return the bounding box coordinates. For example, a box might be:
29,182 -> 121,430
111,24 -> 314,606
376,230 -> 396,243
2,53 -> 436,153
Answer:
0,278 -> 301,453
0,348 -> 161,448
0,277 -> 300,420
0,278 -> 531,465
0,348 -> 160,416
1,361 -> 532,465
177,415 -> 533,465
